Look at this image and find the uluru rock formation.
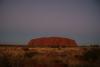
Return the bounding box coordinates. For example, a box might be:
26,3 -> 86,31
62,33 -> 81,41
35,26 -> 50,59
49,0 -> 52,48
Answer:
28,37 -> 77,47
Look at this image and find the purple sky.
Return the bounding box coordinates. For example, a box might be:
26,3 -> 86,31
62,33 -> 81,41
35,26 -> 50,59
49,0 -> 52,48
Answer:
0,0 -> 100,45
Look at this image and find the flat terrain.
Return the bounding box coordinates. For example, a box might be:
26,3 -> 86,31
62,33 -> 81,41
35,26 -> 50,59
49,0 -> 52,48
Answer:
0,45 -> 100,67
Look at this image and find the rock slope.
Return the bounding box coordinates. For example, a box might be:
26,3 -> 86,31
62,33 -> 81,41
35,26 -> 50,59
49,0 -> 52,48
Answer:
28,37 -> 77,47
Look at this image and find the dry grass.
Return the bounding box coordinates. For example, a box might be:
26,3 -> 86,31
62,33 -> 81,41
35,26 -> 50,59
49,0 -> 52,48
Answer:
0,46 -> 100,67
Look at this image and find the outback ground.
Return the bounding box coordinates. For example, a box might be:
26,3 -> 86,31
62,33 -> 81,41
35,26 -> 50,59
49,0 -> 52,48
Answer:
0,45 -> 100,67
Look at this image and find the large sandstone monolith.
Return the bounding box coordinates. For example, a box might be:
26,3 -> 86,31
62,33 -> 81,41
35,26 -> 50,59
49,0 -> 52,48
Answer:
28,37 -> 77,47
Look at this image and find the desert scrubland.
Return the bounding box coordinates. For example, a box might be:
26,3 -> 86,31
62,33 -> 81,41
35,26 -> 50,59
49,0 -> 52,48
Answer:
0,45 -> 100,67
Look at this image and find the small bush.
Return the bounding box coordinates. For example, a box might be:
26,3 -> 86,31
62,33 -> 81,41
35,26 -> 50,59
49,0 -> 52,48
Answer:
83,47 -> 100,62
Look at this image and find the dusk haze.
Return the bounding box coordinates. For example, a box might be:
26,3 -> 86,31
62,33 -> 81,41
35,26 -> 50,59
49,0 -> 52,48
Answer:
0,0 -> 100,67
0,0 -> 100,45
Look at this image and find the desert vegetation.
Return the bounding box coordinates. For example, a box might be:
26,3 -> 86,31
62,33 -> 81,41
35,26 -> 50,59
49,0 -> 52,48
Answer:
0,45 -> 100,67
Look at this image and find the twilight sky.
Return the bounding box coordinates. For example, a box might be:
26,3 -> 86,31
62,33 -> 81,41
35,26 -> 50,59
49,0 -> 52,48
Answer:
0,0 -> 100,45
